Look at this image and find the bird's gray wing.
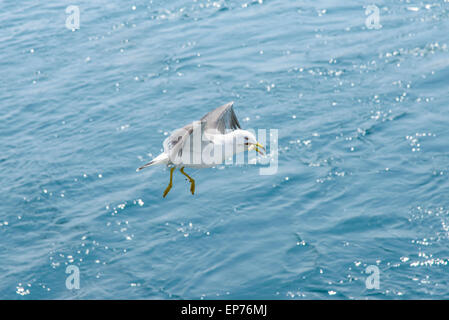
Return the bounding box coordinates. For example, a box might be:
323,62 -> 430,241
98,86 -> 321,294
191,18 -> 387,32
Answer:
163,123 -> 194,163
200,101 -> 241,134
161,102 -> 240,164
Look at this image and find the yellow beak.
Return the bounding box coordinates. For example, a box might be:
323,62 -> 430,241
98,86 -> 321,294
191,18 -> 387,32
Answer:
249,142 -> 266,156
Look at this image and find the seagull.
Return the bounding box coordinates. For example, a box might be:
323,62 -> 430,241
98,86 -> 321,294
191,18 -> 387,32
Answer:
136,102 -> 265,197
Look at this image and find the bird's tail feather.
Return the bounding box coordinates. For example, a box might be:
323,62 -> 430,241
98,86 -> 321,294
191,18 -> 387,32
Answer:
136,153 -> 168,172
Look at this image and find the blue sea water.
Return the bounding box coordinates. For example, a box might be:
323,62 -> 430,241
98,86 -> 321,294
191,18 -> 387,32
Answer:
1,0 -> 449,299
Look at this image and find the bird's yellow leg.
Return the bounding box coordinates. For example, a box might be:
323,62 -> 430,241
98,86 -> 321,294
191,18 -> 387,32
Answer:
180,167 -> 195,195
163,167 -> 175,198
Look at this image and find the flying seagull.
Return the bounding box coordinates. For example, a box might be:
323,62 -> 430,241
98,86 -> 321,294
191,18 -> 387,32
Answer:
136,101 -> 265,197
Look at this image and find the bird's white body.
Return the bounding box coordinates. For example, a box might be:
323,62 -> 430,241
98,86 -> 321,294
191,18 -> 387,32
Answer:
140,129 -> 256,169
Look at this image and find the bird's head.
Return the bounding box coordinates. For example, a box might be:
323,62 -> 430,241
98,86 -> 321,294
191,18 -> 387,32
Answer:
234,130 -> 266,156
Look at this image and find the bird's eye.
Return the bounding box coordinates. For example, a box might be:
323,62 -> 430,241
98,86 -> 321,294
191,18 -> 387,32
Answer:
244,137 -> 249,141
